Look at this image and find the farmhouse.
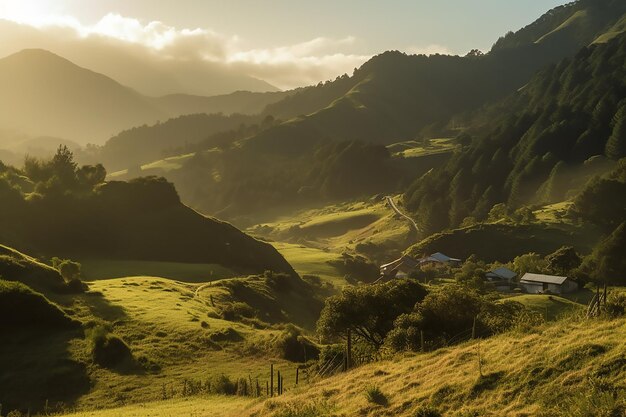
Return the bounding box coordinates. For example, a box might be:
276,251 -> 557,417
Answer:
519,272 -> 578,294
379,255 -> 420,279
428,252 -> 462,267
379,252 -> 463,279
486,267 -> 518,282
486,266 -> 518,292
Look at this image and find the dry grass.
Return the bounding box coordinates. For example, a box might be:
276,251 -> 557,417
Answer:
246,318 -> 626,417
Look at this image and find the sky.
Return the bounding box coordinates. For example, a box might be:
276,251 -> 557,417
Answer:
0,0 -> 568,93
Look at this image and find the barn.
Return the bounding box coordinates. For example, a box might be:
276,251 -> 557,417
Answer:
519,273 -> 578,294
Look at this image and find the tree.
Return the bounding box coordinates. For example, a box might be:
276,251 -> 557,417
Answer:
316,279 -> 427,349
545,246 -> 582,276
50,145 -> 78,186
605,103 -> 626,160
487,203 -> 508,223
586,222 -> 626,285
513,253 -> 548,276
51,257 -> 82,283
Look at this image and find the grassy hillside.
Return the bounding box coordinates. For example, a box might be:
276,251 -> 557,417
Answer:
0,242 -> 320,414
246,317 -> 626,417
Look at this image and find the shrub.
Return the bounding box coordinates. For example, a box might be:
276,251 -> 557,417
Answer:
414,406 -> 442,417
365,385 -> 389,406
88,326 -> 133,368
264,271 -> 294,292
274,325 -> 320,362
209,374 -> 236,395
604,292 -> 626,317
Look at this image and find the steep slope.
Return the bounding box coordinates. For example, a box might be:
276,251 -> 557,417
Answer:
246,318 -> 626,417
492,0 -> 626,51
242,0 -> 626,154
0,49 -> 165,144
404,32 -> 626,234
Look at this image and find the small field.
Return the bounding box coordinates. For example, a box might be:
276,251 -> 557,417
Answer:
249,198 -> 414,286
504,294 -> 585,321
80,259 -> 237,282
387,138 -> 456,158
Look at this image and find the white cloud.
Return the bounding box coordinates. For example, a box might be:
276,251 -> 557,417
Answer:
0,12 -> 371,92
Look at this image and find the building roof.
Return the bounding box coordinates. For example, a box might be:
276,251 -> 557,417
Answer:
520,273 -> 568,285
380,256 -> 419,274
430,252 -> 462,263
488,267 -> 517,280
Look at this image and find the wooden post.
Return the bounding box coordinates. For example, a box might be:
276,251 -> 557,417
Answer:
270,364 -> 274,397
277,370 -> 281,395
471,316 -> 476,339
266,381 -> 269,396
420,330 -> 425,352
296,367 -> 299,385
346,329 -> 352,370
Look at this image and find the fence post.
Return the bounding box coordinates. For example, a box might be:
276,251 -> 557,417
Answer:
270,364 -> 274,397
472,316 -> 476,339
277,370 -> 281,395
266,381 -> 269,396
346,329 -> 352,370
296,367 -> 299,385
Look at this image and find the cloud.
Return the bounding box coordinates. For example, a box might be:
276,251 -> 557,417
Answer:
0,13 -> 371,93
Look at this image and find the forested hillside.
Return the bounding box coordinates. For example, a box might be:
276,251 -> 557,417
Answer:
404,33 -> 626,234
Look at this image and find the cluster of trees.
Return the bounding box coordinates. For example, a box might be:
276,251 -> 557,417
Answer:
317,280 -> 536,353
404,34 -> 626,234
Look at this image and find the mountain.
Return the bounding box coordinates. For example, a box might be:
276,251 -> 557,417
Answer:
0,49 -> 290,146
0,18 -> 279,97
492,0 -> 626,51
404,32 -> 626,234
0,49 -> 165,144
153,90 -> 292,118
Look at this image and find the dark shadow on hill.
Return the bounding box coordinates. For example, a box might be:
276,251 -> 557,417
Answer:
81,290 -> 127,321
0,329 -> 90,414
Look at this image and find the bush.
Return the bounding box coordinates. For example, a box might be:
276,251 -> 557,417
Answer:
264,271 -> 294,292
88,326 -> 133,368
274,325 -> 320,362
414,406 -> 442,417
604,292 -> 626,317
209,374 -> 236,395
365,385 -> 389,406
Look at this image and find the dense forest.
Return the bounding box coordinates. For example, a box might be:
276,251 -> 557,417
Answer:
404,33 -> 626,234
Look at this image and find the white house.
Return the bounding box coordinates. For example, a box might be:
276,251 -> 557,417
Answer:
519,273 -> 578,294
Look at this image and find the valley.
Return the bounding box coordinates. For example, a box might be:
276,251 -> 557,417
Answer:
1,1 -> 626,416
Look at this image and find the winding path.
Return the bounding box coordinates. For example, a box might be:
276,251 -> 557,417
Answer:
386,196 -> 419,233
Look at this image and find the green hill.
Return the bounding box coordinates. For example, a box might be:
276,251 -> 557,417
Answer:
0,150 -> 296,277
